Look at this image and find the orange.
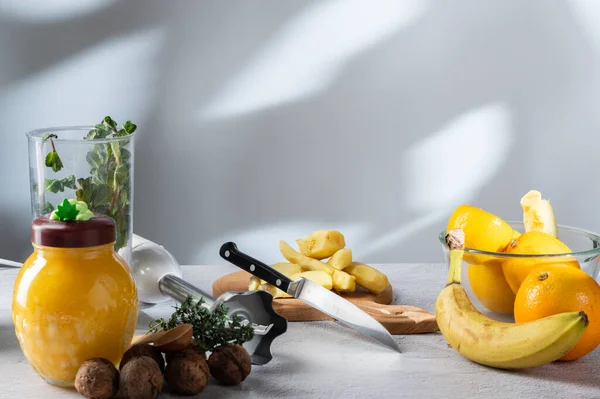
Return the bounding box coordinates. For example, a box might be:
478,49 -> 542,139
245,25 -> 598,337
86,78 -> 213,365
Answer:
446,204 -> 513,265
502,231 -> 579,294
514,265 -> 600,360
468,263 -> 515,314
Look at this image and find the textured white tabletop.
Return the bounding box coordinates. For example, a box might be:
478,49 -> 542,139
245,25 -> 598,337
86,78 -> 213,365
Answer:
1,264 -> 600,399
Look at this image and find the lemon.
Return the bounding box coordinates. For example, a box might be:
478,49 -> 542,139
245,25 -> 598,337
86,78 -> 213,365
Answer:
468,263 -> 516,314
502,231 -> 579,294
446,204 -> 514,265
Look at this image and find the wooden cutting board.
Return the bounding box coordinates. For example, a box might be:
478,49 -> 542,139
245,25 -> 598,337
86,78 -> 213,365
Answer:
212,271 -> 438,335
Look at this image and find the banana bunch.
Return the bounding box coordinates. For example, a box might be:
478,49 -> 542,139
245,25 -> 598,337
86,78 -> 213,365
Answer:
437,229 -> 589,369
248,230 -> 389,297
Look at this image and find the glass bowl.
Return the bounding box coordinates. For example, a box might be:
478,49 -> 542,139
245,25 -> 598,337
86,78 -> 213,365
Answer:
438,222 -> 600,322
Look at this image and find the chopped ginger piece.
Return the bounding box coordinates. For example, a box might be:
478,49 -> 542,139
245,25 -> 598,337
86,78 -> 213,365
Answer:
327,249 -> 353,270
332,270 -> 356,293
296,230 -> 346,260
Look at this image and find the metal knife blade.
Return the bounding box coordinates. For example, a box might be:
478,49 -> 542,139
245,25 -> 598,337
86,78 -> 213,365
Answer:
289,277 -> 400,352
219,241 -> 401,353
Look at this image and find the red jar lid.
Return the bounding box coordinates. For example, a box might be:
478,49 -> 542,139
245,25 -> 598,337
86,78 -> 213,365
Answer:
31,214 -> 116,248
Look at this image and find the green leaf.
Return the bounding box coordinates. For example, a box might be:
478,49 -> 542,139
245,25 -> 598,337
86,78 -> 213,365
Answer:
104,116 -> 117,130
113,164 -> 127,186
75,188 -> 84,202
77,177 -> 92,191
93,144 -> 108,161
34,201 -> 55,215
45,179 -> 63,193
76,177 -> 94,204
92,183 -> 110,207
45,151 -> 63,172
110,141 -> 121,161
123,120 -> 137,134
119,189 -> 129,205
42,202 -> 54,215
62,175 -> 77,189
86,151 -> 103,170
44,175 -> 76,193
54,198 -> 79,221
85,129 -> 97,139
120,148 -> 131,163
94,168 -> 108,185
86,123 -> 112,140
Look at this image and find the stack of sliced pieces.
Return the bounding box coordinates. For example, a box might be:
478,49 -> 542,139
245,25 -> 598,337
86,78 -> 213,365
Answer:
248,230 -> 390,298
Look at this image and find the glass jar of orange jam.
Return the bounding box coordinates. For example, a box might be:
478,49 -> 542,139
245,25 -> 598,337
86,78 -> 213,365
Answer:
12,213 -> 138,387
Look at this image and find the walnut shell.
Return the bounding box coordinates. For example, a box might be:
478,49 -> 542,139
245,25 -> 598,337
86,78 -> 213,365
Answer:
165,341 -> 206,364
118,356 -> 163,399
120,343 -> 165,374
207,344 -> 251,385
165,349 -> 209,395
74,358 -> 119,399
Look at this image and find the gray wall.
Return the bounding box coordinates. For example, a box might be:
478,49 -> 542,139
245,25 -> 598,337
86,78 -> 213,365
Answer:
2,0 -> 600,266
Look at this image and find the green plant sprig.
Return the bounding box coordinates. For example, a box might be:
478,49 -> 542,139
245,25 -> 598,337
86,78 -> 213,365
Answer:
42,134 -> 63,172
148,296 -> 255,353
45,175 -> 77,193
40,116 -> 136,251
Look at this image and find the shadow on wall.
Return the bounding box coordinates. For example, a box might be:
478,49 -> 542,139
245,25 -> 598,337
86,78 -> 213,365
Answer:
136,0 -> 600,265
0,0 -> 599,265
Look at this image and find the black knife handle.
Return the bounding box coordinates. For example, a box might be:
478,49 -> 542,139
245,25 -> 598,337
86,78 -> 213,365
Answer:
219,242 -> 293,292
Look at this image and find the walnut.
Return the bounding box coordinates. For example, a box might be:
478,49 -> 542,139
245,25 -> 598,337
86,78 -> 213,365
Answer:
74,358 -> 119,399
120,343 -> 165,374
165,349 -> 209,395
207,344 -> 251,385
165,341 -> 206,364
118,356 -> 163,399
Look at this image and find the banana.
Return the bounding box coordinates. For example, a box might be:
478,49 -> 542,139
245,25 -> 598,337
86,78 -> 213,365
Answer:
436,229 -> 588,369
520,190 -> 558,238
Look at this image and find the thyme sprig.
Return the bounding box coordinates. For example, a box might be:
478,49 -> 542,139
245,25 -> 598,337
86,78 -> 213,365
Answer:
148,296 -> 255,353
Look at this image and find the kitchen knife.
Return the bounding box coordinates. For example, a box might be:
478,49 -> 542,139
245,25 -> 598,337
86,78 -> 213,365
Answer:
219,241 -> 401,353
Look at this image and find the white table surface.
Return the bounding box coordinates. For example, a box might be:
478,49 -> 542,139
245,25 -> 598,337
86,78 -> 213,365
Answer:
1,264 -> 600,399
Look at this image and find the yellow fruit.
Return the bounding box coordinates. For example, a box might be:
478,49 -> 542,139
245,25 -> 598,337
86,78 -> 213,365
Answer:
271,262 -> 302,276
436,229 -> 589,370
327,249 -> 352,270
290,271 -> 333,290
258,283 -> 291,298
279,241 -> 334,275
332,270 -> 356,293
344,262 -> 389,294
502,231 -> 579,294
521,190 -> 558,238
515,265 -> 600,360
468,263 -> 515,314
446,205 -> 513,265
248,276 -> 262,291
296,230 -> 346,260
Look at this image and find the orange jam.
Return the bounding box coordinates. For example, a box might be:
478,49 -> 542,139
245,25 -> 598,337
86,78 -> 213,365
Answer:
12,214 -> 138,387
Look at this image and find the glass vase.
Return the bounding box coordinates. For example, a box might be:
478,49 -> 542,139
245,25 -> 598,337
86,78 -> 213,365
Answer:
27,126 -> 135,266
